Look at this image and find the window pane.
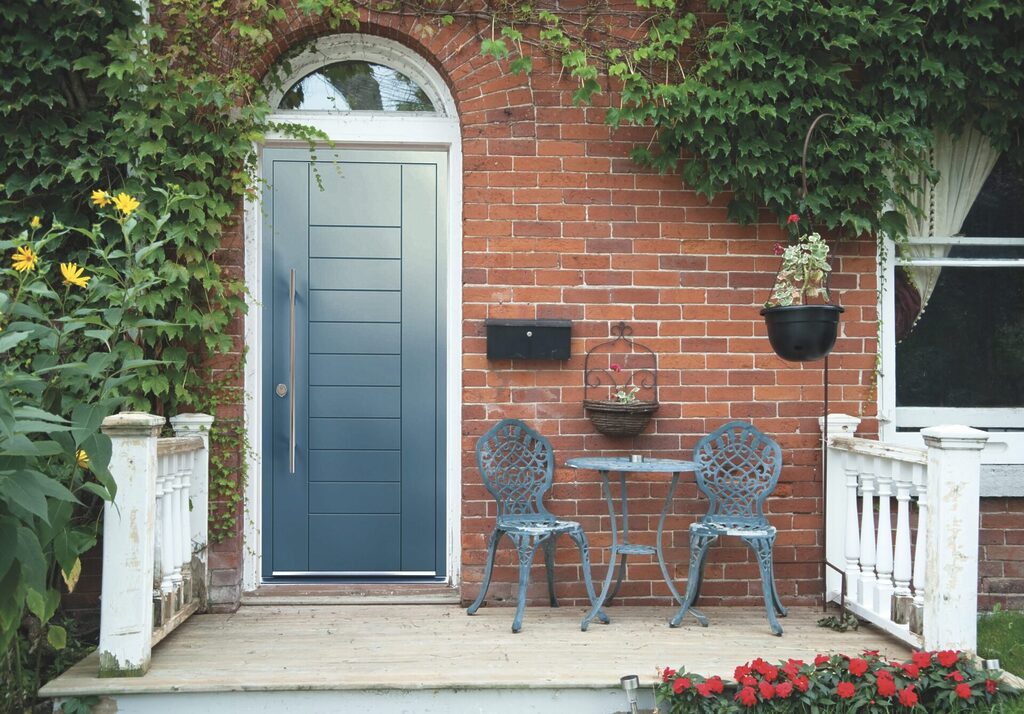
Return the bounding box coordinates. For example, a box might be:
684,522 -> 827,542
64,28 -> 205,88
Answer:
897,157 -> 1024,408
279,61 -> 436,112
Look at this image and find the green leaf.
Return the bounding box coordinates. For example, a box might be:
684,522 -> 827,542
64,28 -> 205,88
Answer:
47,623 -> 68,649
0,331 -> 30,353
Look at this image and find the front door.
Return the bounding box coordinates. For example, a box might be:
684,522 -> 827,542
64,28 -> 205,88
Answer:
261,147 -> 447,579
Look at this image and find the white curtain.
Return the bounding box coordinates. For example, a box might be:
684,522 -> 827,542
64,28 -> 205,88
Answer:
906,128 -> 1001,310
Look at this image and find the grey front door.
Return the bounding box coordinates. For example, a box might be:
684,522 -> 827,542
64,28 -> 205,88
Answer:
261,147 -> 447,579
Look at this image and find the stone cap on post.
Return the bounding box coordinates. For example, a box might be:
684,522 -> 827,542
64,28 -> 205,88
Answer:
818,413 -> 862,439
101,411 -> 165,438
921,424 -> 990,451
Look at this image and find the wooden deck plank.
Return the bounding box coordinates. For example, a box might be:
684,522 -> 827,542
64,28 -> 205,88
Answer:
42,605 -> 912,697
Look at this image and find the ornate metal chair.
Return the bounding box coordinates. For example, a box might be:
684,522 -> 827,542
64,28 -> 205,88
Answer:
670,420 -> 788,635
467,418 -> 606,633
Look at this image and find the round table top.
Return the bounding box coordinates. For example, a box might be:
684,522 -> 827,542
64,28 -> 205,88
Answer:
565,456 -> 698,473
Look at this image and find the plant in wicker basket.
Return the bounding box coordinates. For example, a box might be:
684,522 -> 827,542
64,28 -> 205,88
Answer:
583,322 -> 659,437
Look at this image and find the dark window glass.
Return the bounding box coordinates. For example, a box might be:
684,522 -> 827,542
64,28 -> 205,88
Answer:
896,156 -> 1024,408
279,61 -> 435,112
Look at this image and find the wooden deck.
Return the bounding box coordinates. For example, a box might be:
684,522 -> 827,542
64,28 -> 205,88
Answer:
44,604 -> 910,700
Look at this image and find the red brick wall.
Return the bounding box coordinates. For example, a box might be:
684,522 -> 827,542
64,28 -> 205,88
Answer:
186,8 -> 1024,614
979,498 -> 1024,611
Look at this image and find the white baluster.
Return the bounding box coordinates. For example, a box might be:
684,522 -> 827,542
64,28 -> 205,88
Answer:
152,463 -> 166,626
169,452 -> 184,610
874,456 -> 895,617
858,457 -> 877,608
159,457 -> 175,596
912,462 -> 927,610
179,449 -> 193,603
893,461 -> 913,600
843,451 -> 862,602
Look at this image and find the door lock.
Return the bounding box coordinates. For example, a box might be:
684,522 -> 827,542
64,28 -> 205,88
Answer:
276,383 -> 288,398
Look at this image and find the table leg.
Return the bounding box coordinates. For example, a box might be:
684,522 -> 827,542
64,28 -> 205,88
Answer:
606,472 -> 630,603
581,470 -> 618,631
657,471 -> 708,626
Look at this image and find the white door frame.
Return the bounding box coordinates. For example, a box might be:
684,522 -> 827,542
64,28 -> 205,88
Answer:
242,34 -> 462,591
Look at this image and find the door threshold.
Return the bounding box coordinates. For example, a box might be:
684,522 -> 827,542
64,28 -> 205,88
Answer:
241,582 -> 460,606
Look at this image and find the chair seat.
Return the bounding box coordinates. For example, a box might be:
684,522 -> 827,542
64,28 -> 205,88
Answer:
499,519 -> 580,536
690,521 -> 776,538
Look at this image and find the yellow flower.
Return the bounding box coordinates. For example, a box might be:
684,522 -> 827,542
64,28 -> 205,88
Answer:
76,450 -> 90,469
29,215 -> 42,229
112,192 -> 140,217
11,245 -> 38,273
91,189 -> 111,208
60,262 -> 91,288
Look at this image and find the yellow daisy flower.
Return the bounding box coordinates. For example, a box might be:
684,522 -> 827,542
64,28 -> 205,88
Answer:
11,245 -> 38,273
112,192 -> 141,217
29,215 -> 42,229
76,450 -> 90,469
91,189 -> 111,208
60,262 -> 91,288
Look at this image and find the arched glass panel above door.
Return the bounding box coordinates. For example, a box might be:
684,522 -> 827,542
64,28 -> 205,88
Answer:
279,60 -> 437,112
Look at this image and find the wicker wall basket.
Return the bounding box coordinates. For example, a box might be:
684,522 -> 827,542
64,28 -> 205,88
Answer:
583,399 -> 659,437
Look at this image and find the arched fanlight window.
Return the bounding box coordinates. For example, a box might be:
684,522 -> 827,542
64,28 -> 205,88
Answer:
279,60 -> 436,112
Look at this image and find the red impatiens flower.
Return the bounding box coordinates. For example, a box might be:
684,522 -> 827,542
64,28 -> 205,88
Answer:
735,664 -> 752,681
901,663 -> 920,679
987,679 -> 998,695
863,650 -> 880,657
696,683 -> 712,698
610,362 -> 622,373
937,650 -> 960,668
673,677 -> 691,694
740,674 -> 757,688
946,670 -> 965,682
956,682 -> 972,700
912,651 -> 933,668
794,675 -> 810,693
758,681 -> 776,700
736,686 -> 758,707
776,680 -> 794,699
661,667 -> 676,682
815,654 -> 831,667
787,214 -> 800,224
877,675 -> 897,698
706,676 -> 725,694
899,686 -> 919,707
773,242 -> 786,255
837,681 -> 856,699
848,658 -> 869,677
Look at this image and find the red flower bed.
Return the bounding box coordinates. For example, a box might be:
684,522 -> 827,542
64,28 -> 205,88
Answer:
656,650 -> 1007,713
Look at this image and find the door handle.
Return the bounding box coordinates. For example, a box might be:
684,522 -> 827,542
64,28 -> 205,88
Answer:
289,268 -> 296,474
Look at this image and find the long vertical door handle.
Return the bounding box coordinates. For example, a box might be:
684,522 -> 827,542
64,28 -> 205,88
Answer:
289,268 -> 296,474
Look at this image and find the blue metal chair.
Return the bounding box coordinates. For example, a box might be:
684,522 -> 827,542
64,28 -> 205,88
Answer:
467,419 -> 607,633
670,420 -> 788,635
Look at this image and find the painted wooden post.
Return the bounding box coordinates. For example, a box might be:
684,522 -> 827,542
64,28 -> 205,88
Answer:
891,460 -> 914,624
821,414 -> 861,603
875,458 -> 895,617
169,413 -> 214,609
921,425 -> 989,652
858,459 -> 877,609
98,412 -> 165,677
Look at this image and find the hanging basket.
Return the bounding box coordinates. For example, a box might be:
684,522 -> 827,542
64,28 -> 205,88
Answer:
583,399 -> 660,437
761,304 -> 844,362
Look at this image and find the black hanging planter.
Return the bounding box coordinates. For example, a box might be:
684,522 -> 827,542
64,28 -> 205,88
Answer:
761,304 -> 844,362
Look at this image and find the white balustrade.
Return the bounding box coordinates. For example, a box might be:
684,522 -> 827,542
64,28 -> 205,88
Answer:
822,414 -> 988,651
98,411 -> 214,677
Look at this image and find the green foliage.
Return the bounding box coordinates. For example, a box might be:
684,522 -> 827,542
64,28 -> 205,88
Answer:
767,232 -> 833,307
978,607 -> 1024,679
0,199 -> 177,702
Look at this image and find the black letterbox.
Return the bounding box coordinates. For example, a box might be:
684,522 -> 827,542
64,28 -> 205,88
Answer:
485,319 -> 572,360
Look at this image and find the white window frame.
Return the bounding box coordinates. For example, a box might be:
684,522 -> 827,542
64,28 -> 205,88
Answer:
878,234 -> 1024,468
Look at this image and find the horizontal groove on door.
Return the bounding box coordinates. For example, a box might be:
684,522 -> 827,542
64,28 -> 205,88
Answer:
309,323 -> 400,354
310,418 -> 400,450
308,450 -> 401,482
309,482 -> 400,514
310,258 -> 400,291
309,355 -> 400,385
310,291 -> 400,323
309,227 -> 401,259
309,387 -> 400,418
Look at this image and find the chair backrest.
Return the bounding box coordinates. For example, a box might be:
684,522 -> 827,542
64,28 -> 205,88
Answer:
476,419 -> 555,522
693,420 -> 782,529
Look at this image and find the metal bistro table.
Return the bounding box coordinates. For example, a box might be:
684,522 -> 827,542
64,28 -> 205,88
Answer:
566,456 -> 708,631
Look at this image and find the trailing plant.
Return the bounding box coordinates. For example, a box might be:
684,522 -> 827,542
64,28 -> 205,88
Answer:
765,216 -> 834,308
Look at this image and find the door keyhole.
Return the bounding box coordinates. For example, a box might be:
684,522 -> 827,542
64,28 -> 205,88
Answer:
276,383 -> 288,398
